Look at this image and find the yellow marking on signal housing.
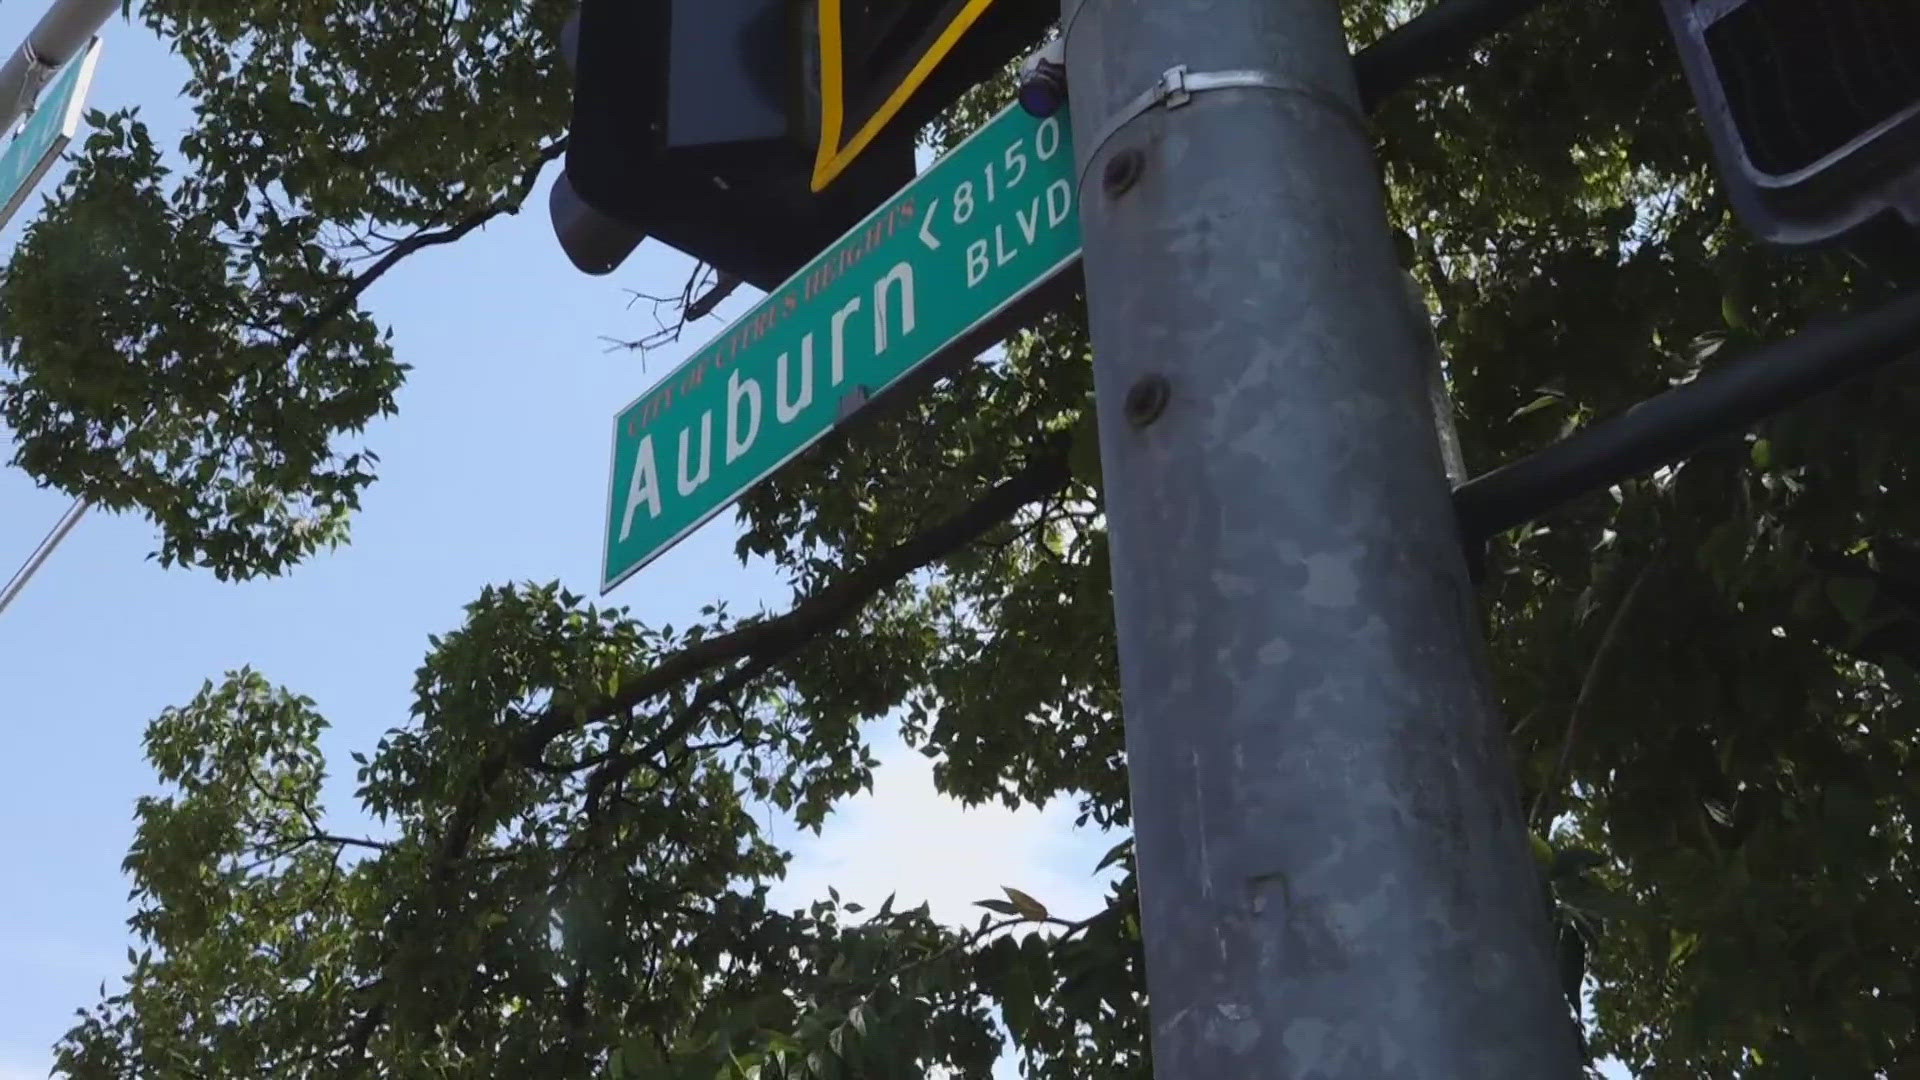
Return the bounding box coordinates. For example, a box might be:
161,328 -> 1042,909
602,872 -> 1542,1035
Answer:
812,0 -> 1000,191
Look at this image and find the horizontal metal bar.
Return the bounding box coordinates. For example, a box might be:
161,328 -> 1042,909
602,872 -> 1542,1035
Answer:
1352,0 -> 1552,112
1453,287 -> 1920,545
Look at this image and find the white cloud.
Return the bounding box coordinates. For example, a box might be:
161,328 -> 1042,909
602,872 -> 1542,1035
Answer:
766,735 -> 1118,1080
768,734 -> 1117,929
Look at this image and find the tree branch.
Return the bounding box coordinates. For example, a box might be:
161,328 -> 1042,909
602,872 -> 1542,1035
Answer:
685,272 -> 742,322
314,137 -> 569,1068
603,264 -> 740,358
1529,557 -> 1657,830
334,441 -> 1075,1062
460,442 -> 1072,858
306,833 -> 393,853
577,451 -> 1056,815
285,137 -> 567,359
519,436 -> 1076,779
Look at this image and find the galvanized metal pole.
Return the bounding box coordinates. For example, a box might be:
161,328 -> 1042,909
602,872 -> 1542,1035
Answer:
1061,0 -> 1581,1074
0,0 -> 118,133
0,497 -> 85,619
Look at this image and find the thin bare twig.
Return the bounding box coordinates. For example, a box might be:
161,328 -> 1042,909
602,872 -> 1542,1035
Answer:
602,264 -> 742,359
1529,558 -> 1657,831
285,137 -> 568,361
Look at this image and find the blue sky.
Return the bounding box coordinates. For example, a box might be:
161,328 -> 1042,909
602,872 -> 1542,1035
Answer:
0,9 -> 1111,1076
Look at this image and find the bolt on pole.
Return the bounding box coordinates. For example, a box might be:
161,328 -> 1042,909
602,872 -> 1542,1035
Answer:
1062,0 -> 1582,1074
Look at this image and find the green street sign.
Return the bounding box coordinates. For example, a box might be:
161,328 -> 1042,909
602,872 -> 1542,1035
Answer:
603,103 -> 1081,590
0,37 -> 102,230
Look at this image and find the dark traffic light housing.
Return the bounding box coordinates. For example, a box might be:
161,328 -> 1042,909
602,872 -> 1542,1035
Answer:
554,0 -> 916,291
552,0 -> 1051,290
1661,0 -> 1920,247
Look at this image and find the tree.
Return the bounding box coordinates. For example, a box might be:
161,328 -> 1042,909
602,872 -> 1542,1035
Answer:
14,0 -> 1920,1076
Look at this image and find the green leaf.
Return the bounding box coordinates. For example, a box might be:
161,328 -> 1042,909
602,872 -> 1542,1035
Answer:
1668,930 -> 1701,970
1549,847 -> 1607,879
1883,658 -> 1920,702
1722,287 -> 1749,330
620,1035 -> 664,1076
1509,392 -> 1562,420
1094,838 -> 1131,873
1557,876 -> 1638,922
1002,886 -> 1049,921
1067,403 -> 1102,486
1826,576 -> 1876,626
